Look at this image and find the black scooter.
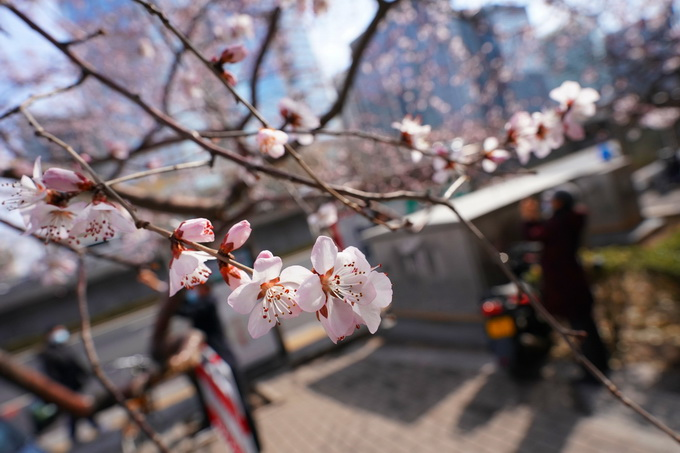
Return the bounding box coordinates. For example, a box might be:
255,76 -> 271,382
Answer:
480,243 -> 552,379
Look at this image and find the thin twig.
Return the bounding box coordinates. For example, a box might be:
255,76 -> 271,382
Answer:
0,74 -> 88,121
63,28 -> 105,47
107,159 -> 212,186
75,254 -> 170,452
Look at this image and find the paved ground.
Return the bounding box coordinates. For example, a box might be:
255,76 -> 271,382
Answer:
253,335 -> 680,453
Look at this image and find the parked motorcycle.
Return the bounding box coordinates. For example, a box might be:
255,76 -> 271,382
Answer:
480,242 -> 552,379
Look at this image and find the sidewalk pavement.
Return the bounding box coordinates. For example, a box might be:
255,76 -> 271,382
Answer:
254,335 -> 680,453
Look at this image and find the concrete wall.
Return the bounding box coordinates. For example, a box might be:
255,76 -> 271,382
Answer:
363,144 -> 648,318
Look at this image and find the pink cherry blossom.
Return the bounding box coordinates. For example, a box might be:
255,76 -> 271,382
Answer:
279,97 -> 320,145
168,218 -> 216,296
168,251 -> 215,297
349,269 -> 393,334
176,218 -> 215,242
297,236 -> 389,343
69,194 -> 136,245
42,168 -> 94,192
257,128 -> 288,158
505,111 -> 535,165
481,137 -> 510,173
529,110 -> 564,159
1,157 -> 47,211
549,81 -> 600,120
23,202 -> 81,242
220,264 -> 251,290
225,14 -> 254,40
431,141 -> 464,183
228,251 -> 311,338
39,247 -> 77,286
219,220 -> 251,254
391,115 -> 431,162
218,44 -> 248,64
307,203 -> 338,231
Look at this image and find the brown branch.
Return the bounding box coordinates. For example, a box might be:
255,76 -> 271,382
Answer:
3,4 -> 431,217
0,349 -> 94,417
75,254 -> 170,452
237,6 -> 282,129
317,0 -> 400,127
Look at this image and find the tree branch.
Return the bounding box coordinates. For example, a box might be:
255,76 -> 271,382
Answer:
317,0 -> 399,127
237,6 -> 282,130
76,254 -> 170,452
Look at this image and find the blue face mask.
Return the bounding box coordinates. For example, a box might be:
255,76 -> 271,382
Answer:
185,290 -> 199,304
50,329 -> 70,345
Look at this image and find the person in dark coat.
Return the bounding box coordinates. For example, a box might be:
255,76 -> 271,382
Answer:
38,325 -> 100,443
520,191 -> 610,382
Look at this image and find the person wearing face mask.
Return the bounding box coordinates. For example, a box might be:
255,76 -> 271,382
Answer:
38,324 -> 100,444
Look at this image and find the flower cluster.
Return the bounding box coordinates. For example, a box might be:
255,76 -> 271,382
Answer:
427,81 -> 600,182
205,232 -> 393,342
1,158 -> 135,245
505,81 -> 600,165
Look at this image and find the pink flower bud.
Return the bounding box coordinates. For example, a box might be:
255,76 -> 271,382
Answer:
220,220 -> 251,254
42,168 -> 94,192
175,218 -> 215,243
219,44 -> 248,64
221,70 -> 238,86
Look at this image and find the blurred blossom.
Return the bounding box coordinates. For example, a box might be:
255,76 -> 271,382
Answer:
481,137 -> 510,173
505,111 -> 535,164
39,247 -> 77,286
138,37 -> 156,59
639,108 -> 680,130
307,202 -> 338,231
225,14 -> 254,41
1,157 -> 46,211
391,115 -> 431,162
218,44 -> 248,64
549,81 -> 600,121
69,194 -> 136,246
530,109 -> 564,156
109,142 -> 129,160
42,168 -> 94,192
23,203 -> 79,243
279,97 -> 320,145
257,128 -> 288,158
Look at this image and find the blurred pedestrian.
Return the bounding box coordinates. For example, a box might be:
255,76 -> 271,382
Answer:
38,325 -> 100,443
520,191 -> 610,384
